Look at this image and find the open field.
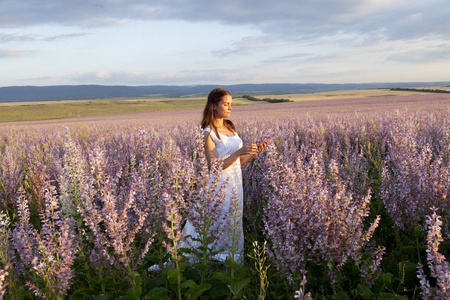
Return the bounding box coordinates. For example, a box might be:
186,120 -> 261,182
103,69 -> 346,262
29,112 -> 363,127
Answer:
2,88 -> 450,123
0,100 -> 449,298
0,96 -> 266,123
1,91 -> 449,128
250,86 -> 450,101
0,98 -> 206,123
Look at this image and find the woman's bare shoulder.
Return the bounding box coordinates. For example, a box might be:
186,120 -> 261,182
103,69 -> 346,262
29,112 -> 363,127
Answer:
202,126 -> 212,139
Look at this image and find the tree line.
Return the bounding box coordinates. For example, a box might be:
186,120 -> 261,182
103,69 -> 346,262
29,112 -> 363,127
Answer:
241,95 -> 293,103
390,87 -> 450,93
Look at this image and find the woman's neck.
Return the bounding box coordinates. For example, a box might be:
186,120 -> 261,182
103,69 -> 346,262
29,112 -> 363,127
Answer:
214,119 -> 224,128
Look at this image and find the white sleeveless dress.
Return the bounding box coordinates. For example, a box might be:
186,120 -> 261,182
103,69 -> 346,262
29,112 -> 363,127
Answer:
183,126 -> 244,262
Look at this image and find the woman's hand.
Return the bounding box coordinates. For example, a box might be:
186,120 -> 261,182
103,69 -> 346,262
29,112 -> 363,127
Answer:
239,143 -> 258,156
257,141 -> 268,153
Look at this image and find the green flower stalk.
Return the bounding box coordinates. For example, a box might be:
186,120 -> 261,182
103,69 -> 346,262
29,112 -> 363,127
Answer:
249,241 -> 270,300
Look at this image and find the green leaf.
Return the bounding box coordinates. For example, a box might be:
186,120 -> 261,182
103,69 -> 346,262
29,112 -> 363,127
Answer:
225,257 -> 241,269
212,270 -> 231,284
94,294 -> 112,300
334,291 -> 351,300
69,288 -> 95,300
138,255 -> 161,271
180,279 -> 197,289
343,261 -> 359,278
87,275 -> 100,286
144,287 -> 171,300
373,273 -> 393,293
193,262 -> 208,272
126,286 -> 142,299
167,267 -> 180,285
103,274 -> 115,290
378,292 -> 408,299
187,283 -> 212,300
356,284 -> 374,299
146,275 -> 167,290
229,278 -> 251,297
177,257 -> 189,272
411,227 -> 421,238
398,246 -> 415,257
74,272 -> 89,282
399,261 -> 418,272
145,255 -> 161,264
399,261 -> 419,284
179,247 -> 191,254
127,271 -> 143,287
234,265 -> 248,280
206,260 -> 221,268
439,241 -> 450,253
205,282 -> 229,298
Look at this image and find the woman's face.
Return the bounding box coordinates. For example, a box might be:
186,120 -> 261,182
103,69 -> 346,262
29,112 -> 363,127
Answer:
214,94 -> 232,119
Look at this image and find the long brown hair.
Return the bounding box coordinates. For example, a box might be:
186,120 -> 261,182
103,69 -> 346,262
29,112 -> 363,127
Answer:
201,87 -> 236,140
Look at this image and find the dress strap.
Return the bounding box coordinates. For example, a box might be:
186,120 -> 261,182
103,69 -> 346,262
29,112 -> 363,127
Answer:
203,126 -> 220,143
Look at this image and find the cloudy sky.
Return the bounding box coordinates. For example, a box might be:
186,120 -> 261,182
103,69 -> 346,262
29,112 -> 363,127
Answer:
1,0 -> 449,87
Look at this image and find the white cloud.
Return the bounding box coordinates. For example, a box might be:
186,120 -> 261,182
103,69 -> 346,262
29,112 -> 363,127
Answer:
1,0 -> 450,86
69,69 -> 248,85
2,0 -> 449,42
211,34 -> 280,56
387,48 -> 450,63
0,48 -> 29,57
0,32 -> 87,43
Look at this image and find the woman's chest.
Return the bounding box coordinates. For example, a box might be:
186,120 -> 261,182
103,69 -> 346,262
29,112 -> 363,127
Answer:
215,134 -> 243,156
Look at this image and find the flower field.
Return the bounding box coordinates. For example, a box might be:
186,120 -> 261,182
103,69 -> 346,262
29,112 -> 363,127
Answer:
0,95 -> 449,299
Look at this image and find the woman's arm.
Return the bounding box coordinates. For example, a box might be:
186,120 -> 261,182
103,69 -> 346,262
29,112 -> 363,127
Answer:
204,131 -> 258,170
204,131 -> 218,169
239,153 -> 256,165
240,141 -> 268,165
223,143 -> 257,169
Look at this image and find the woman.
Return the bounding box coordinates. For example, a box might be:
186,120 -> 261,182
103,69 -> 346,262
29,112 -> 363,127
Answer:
184,87 -> 267,263
202,87 -> 265,169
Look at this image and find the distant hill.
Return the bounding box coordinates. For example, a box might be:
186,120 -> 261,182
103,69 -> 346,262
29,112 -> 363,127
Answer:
1,82 -> 450,102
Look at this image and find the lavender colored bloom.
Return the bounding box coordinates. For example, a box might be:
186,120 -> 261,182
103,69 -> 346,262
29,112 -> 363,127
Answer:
380,113 -> 450,231
0,212 -> 10,265
360,245 -> 386,286
183,157 -> 229,261
225,187 -> 244,262
89,250 -> 108,270
60,129 -> 86,218
79,146 -> 154,273
0,101 -> 449,297
0,141 -> 23,212
417,207 -> 450,300
161,191 -> 185,262
256,130 -> 276,148
10,183 -> 77,298
251,143 -> 379,284
0,263 -> 9,300
293,270 -> 313,300
9,192 -> 39,274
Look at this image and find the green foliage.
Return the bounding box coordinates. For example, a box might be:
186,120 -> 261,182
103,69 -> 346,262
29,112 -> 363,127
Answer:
144,287 -> 171,300
0,99 -> 208,122
69,268 -> 144,299
241,94 -> 293,103
212,260 -> 251,299
390,87 -> 450,93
